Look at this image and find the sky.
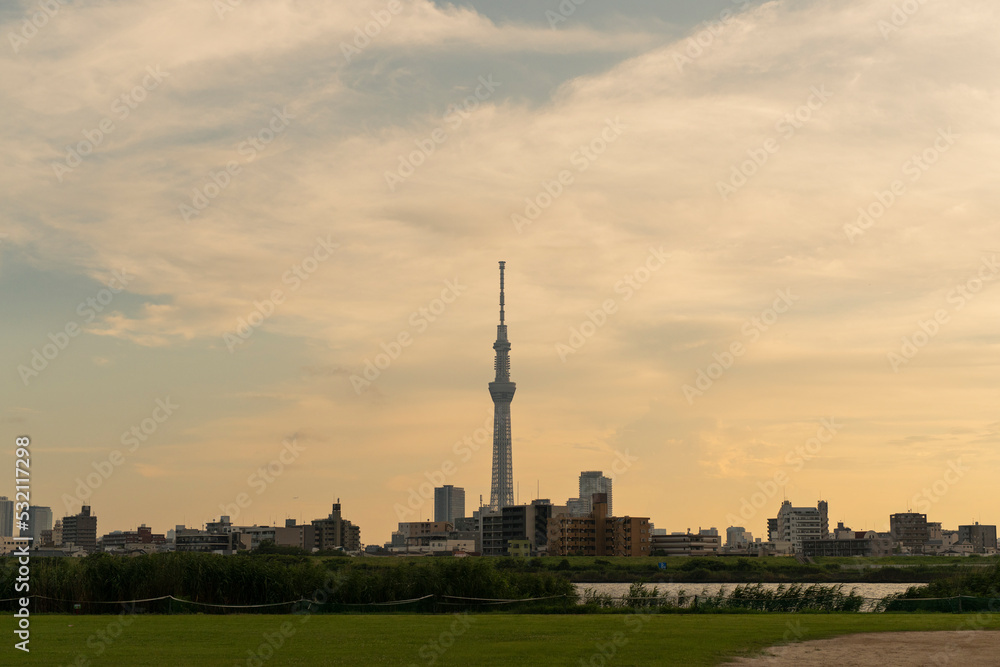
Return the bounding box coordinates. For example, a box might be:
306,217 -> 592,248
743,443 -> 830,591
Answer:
2,0 -> 999,546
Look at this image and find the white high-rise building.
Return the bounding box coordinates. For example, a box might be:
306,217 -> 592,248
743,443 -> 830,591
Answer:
434,485 -> 465,524
579,471 -> 612,516
0,497 -> 13,537
775,500 -> 824,553
24,506 -> 53,543
566,498 -> 590,518
726,526 -> 753,548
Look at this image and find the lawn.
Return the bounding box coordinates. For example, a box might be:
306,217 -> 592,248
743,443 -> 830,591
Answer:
18,613 -> 1000,666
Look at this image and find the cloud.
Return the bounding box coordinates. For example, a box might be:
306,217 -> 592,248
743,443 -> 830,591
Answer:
134,463 -> 172,478
4,0 -> 1000,539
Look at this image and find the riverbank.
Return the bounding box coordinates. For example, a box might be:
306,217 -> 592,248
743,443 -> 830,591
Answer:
530,555 -> 997,584
574,582 -> 915,612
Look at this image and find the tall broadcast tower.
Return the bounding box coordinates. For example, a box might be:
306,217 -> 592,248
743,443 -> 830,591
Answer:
489,261 -> 515,510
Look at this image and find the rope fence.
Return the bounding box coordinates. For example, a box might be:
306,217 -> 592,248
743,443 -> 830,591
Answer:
1,594 -> 995,614
0,594 -> 573,615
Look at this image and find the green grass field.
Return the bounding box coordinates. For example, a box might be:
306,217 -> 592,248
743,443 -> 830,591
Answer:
19,613 -> 1000,666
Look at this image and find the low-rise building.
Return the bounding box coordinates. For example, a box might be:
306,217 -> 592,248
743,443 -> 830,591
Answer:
481,500 -> 564,557
0,536 -> 19,555
509,539 -> 531,557
481,510 -> 504,556
766,518 -> 778,542
239,526 -> 277,550
398,521 -> 453,545
40,519 -> 63,547
831,521 -> 854,540
453,516 -> 478,533
62,506 -> 98,553
548,494 -> 650,557
274,520 -> 316,551
175,525 -> 249,554
754,540 -> 794,556
958,523 -> 998,554
802,531 -> 892,558
311,501 -> 361,552
890,512 -> 929,553
428,538 -> 477,554
940,541 -> 975,556
100,525 -> 167,551
652,529 -> 721,556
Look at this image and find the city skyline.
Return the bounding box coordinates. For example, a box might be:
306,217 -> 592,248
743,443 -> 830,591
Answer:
3,0 -> 1000,547
11,477 -> 997,551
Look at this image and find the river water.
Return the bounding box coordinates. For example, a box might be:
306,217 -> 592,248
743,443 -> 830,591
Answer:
573,582 -> 919,611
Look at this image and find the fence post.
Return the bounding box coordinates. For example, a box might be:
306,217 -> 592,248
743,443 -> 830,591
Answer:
957,596 -> 962,613
694,595 -> 698,611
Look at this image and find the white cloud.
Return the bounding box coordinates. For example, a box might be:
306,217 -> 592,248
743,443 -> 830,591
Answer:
4,0 -> 1000,539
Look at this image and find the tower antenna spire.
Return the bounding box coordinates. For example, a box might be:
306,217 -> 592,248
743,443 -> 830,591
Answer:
499,260 -> 505,324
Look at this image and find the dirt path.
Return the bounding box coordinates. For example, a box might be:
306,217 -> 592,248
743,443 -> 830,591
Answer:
722,631 -> 1000,666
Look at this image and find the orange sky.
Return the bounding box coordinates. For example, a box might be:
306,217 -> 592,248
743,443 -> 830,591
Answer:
2,0 -> 999,545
